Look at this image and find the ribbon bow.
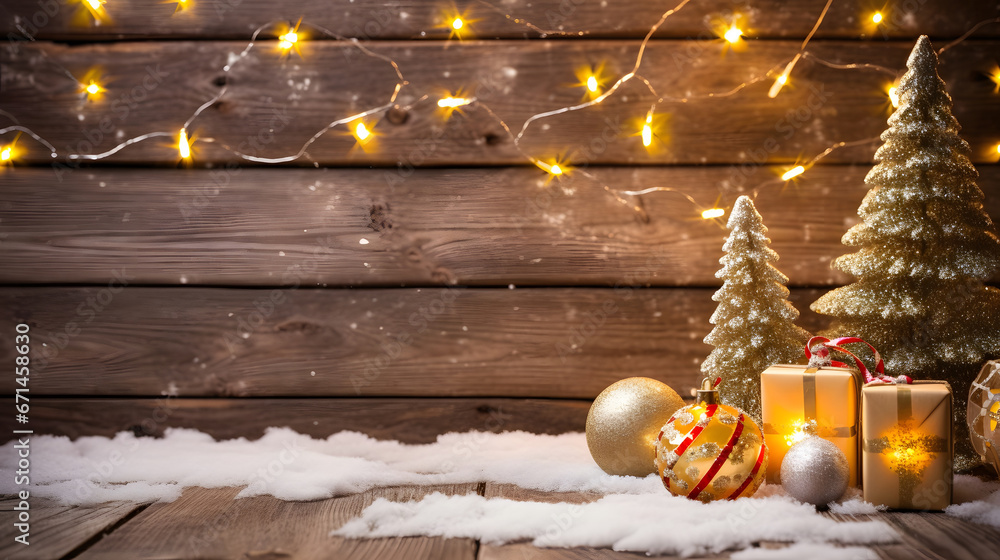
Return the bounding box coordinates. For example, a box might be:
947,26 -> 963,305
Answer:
805,336 -> 911,385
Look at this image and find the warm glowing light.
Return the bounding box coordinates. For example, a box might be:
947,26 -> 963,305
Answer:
701,208 -> 725,220
990,67 -> 1000,92
437,96 -> 472,108
83,80 -> 104,98
277,19 -> 304,55
443,10 -> 474,39
85,0 -> 102,10
574,64 -> 607,99
279,31 -> 298,50
178,128 -> 191,159
888,85 -> 900,108
781,165 -> 805,181
536,160 -> 566,177
871,12 -> 883,24
881,421 -> 935,475
0,146 -> 11,162
355,122 -> 371,141
768,55 -> 800,99
724,25 -> 742,44
636,111 -> 666,150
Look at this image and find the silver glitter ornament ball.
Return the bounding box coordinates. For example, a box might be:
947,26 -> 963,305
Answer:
780,436 -> 849,506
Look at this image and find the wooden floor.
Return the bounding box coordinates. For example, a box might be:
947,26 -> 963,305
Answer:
3,484 -> 999,560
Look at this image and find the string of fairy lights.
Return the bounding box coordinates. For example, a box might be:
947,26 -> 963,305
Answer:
2,0 -> 1000,222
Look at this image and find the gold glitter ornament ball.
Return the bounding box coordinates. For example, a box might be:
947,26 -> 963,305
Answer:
586,377 -> 685,476
655,379 -> 768,502
968,360 -> 1000,475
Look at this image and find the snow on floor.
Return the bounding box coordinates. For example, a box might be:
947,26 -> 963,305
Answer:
332,491 -> 894,557
1,428 -> 998,557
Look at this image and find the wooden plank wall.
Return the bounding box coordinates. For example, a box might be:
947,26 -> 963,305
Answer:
2,1 -> 999,440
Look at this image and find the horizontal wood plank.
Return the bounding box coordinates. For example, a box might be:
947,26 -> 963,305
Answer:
0,287 -> 828,397
878,511 -> 1000,560
76,484 -> 479,560
2,0 -> 998,40
2,167 -> 998,287
4,40 -> 999,166
13,398 -> 592,442
0,499 -> 143,560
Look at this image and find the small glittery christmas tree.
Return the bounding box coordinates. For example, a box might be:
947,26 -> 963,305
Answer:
703,195 -> 811,422
811,36 -> 1000,467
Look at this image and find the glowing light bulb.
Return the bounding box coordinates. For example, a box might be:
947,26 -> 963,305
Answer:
86,82 -> 100,95
279,31 -> 298,50
996,143 -> 1000,155
888,86 -> 900,108
641,123 -> 652,147
536,160 -> 565,176
437,96 -> 473,108
86,0 -> 102,10
724,25 -> 742,44
355,122 -> 371,141
872,12 -> 883,24
452,17 -> 464,30
586,75 -> 598,93
178,128 -> 191,159
701,208 -> 725,220
781,165 -> 805,181
1,146 -> 11,162
768,55 -> 799,99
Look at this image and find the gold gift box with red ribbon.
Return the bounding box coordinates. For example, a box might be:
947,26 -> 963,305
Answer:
862,381 -> 953,510
760,363 -> 861,486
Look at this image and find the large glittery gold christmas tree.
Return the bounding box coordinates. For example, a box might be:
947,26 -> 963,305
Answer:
703,195 -> 811,422
811,36 -> 1000,468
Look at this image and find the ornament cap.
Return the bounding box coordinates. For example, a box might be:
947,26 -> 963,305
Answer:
697,377 -> 721,405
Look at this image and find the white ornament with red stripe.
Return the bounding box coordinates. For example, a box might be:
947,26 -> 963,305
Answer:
654,377 -> 768,502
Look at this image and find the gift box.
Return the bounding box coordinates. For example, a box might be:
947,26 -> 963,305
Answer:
761,364 -> 862,486
862,381 -> 953,510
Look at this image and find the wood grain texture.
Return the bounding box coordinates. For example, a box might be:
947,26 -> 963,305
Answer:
823,510 -> 1000,560
0,499 -> 143,560
4,40 -> 1000,166
879,511 -> 1000,560
76,484 -> 479,560
2,0 -> 998,40
13,398 -> 592,442
2,167 -> 998,287
0,287 -> 829,397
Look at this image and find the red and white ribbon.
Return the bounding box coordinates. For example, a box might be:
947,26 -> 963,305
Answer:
804,336 -> 911,385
